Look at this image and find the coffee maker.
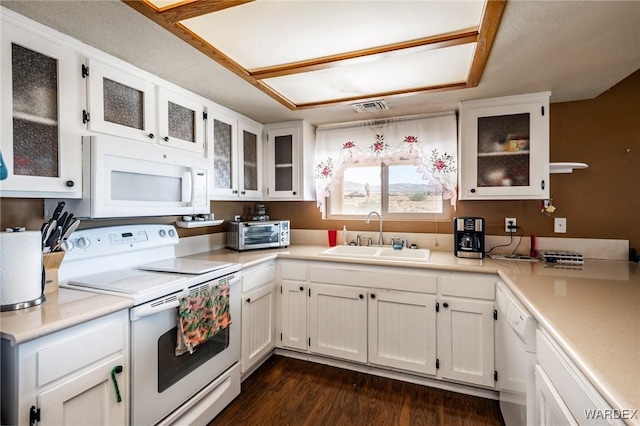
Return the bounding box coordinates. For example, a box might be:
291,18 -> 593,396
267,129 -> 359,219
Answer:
454,217 -> 485,258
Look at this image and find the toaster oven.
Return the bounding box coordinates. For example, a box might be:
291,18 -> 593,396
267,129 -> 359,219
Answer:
226,220 -> 290,251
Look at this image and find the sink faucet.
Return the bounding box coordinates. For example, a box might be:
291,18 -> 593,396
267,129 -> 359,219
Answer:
365,211 -> 383,246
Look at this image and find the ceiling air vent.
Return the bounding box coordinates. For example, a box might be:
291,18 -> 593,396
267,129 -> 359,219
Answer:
351,100 -> 389,113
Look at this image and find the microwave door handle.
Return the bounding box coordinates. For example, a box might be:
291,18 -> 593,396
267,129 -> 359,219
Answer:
182,169 -> 193,205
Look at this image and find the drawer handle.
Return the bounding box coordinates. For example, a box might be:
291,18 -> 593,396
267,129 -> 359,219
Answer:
111,365 -> 123,403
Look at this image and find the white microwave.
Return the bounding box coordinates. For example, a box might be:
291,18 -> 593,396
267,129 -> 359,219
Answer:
45,135 -> 210,218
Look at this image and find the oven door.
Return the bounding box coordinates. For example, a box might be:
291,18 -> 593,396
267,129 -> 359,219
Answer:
129,274 -> 240,426
240,222 -> 281,250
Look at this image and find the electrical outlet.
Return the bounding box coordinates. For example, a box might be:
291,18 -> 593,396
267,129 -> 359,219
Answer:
554,218 -> 567,233
505,217 -> 517,232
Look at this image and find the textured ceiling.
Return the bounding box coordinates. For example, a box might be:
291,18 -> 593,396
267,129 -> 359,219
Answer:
2,0 -> 639,126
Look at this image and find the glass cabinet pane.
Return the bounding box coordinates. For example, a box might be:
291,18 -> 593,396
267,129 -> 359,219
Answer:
243,130 -> 258,191
274,134 -> 293,191
103,78 -> 144,130
167,101 -> 195,143
213,119 -> 233,189
477,113 -> 530,187
11,43 -> 59,177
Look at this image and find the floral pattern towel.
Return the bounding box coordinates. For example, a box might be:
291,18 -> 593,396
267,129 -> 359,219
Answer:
175,282 -> 231,356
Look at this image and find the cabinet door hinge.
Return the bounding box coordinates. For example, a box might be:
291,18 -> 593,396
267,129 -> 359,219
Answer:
81,64 -> 89,78
308,338 -> 311,347
493,309 -> 498,320
280,332 -> 282,341
280,286 -> 282,294
203,111 -> 208,120
494,370 -> 498,382
308,288 -> 311,297
436,359 -> 440,369
29,406 -> 40,426
541,106 -> 545,116
82,110 -> 90,124
435,302 -> 439,313
541,180 -> 545,190
266,187 -> 270,195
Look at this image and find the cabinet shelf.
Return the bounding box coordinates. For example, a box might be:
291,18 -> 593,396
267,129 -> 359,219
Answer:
549,162 -> 588,174
478,150 -> 530,158
176,219 -> 224,228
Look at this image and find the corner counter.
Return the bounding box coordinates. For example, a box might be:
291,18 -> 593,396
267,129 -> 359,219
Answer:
184,245 -> 640,422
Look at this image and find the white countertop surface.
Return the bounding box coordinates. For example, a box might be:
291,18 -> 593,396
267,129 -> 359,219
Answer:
2,244 -> 637,423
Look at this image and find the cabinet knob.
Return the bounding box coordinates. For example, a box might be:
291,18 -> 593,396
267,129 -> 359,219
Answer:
299,286 -> 304,291
232,190 -> 238,194
443,302 -> 449,308
163,136 -> 169,142
470,188 -> 476,193
148,133 -> 155,139
246,298 -> 251,303
370,294 -> 376,299
65,180 -> 75,187
241,191 -> 246,195
293,191 -> 297,195
359,294 -> 364,299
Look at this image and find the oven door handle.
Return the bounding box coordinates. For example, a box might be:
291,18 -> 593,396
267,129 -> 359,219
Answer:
130,299 -> 180,321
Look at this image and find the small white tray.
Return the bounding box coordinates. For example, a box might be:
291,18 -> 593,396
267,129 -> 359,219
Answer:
176,219 -> 224,228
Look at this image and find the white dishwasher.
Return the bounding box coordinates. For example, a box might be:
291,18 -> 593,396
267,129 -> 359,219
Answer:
496,281 -> 537,426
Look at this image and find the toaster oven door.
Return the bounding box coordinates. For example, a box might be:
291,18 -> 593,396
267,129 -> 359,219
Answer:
241,222 -> 281,249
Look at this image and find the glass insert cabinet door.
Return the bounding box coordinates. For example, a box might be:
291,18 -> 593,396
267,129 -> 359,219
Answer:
458,92 -> 550,200
157,87 -> 205,154
0,20 -> 82,197
266,126 -> 300,199
238,120 -> 263,199
86,58 -> 157,143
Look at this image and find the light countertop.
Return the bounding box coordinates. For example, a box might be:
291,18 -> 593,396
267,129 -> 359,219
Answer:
0,289 -> 132,345
1,245 -> 637,422
184,245 -> 640,422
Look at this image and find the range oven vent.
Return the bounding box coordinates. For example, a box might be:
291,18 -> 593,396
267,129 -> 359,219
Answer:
351,100 -> 389,113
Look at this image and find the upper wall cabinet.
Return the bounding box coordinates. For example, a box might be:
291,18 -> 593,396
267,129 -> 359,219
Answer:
458,92 -> 550,200
264,121 -> 316,201
208,107 -> 262,200
85,59 -> 205,155
0,17 -> 83,198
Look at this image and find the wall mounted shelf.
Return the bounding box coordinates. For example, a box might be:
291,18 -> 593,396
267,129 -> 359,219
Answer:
176,219 -> 224,228
549,162 -> 588,174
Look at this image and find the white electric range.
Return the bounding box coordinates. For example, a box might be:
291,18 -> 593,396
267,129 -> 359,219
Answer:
59,224 -> 242,426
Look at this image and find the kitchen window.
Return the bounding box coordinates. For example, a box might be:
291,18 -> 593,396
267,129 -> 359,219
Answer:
315,113 -> 457,220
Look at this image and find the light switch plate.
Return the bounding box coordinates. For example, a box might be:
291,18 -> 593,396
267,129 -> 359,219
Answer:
554,218 -> 567,233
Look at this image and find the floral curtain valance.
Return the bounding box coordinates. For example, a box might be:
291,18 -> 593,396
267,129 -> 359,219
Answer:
314,112 -> 458,211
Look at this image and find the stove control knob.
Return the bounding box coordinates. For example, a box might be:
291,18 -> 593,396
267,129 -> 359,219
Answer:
75,236 -> 90,249
159,229 -> 167,238
168,229 -> 176,238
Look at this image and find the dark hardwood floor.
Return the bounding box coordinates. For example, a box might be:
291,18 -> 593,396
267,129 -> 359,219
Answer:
210,356 -> 505,426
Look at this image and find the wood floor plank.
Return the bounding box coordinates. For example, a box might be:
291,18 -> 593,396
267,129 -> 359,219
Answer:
210,356 -> 505,426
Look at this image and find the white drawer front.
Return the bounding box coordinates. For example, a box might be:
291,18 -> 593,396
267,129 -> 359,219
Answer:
279,261 -> 308,281
439,273 -> 495,300
242,261 -> 275,293
309,266 -> 437,293
37,317 -> 125,386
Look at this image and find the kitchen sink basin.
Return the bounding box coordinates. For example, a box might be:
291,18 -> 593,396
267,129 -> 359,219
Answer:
319,245 -> 430,262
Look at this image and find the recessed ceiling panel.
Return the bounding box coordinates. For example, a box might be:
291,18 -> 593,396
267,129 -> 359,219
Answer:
181,0 -> 485,69
263,43 -> 476,104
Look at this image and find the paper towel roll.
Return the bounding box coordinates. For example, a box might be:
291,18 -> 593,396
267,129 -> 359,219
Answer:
1,231 -> 43,308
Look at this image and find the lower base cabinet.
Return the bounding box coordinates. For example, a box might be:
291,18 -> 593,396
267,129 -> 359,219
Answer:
276,260 -> 495,388
534,364 -> 578,425
1,310 -> 129,426
241,262 -> 276,374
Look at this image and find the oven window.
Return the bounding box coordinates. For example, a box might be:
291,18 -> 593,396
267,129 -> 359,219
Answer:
242,224 -> 279,245
157,325 -> 230,393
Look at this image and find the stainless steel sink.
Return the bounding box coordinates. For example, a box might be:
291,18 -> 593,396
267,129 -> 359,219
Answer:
319,245 -> 430,262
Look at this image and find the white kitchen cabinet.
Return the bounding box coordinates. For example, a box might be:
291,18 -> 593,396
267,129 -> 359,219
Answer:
458,92 -> 550,200
241,262 -> 276,375
0,15 -> 83,198
208,107 -> 263,199
86,59 -> 206,155
264,120 -> 316,201
308,283 -> 367,363
437,273 -> 496,387
0,310 -> 129,426
368,290 -> 437,375
278,279 -> 308,351
534,364 -> 578,426
535,328 -> 623,426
